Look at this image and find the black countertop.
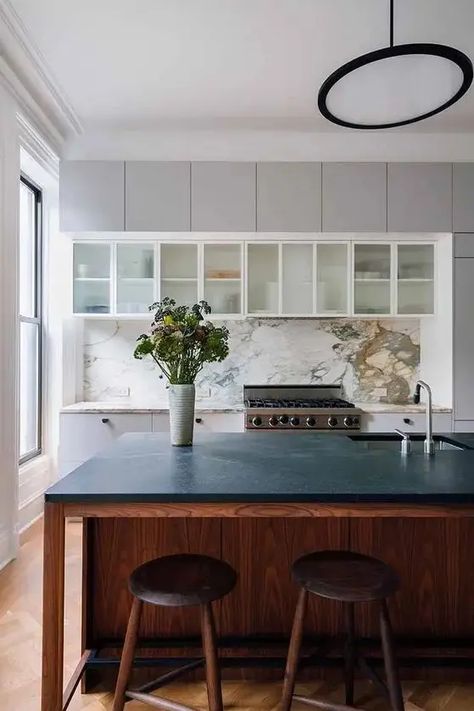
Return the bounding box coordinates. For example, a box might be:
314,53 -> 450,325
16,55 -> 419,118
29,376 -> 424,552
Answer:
45,432 -> 474,505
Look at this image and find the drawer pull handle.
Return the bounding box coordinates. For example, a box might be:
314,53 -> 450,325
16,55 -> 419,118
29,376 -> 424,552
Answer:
195,418 -> 202,424
101,418 -> 110,424
403,418 -> 413,425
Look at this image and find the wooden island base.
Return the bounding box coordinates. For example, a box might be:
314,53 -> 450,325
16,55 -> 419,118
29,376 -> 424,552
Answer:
70,505 -> 474,695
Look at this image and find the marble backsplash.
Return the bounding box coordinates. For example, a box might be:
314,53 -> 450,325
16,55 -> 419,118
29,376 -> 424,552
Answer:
82,318 -> 420,407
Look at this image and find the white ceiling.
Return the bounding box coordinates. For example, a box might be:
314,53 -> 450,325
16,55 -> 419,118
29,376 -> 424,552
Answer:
7,0 -> 474,132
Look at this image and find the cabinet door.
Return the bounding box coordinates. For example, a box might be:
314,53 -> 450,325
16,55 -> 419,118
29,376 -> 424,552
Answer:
116,243 -> 155,314
257,162 -> 321,231
60,161 -> 125,231
160,243 -> 198,306
125,161 -> 190,231
281,243 -> 314,314
396,243 -> 434,315
453,163 -> 474,233
454,255 -> 474,420
191,162 -> 256,231
322,163 -> 386,232
203,243 -> 243,315
387,163 -> 452,232
316,243 -> 349,315
247,243 -> 279,314
353,243 -> 391,315
73,243 -> 112,314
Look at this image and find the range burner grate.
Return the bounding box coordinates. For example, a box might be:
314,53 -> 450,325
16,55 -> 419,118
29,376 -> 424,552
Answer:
245,398 -> 355,409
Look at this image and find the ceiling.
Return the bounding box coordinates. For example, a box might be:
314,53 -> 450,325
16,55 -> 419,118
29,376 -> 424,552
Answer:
7,0 -> 474,133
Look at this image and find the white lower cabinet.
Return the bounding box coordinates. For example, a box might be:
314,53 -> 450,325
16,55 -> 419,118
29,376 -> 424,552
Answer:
59,413 -> 153,471
152,412 -> 244,433
454,421 -> 474,433
360,412 -> 453,433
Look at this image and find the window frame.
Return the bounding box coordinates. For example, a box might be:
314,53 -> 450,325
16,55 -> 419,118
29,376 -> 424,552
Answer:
19,173 -> 43,465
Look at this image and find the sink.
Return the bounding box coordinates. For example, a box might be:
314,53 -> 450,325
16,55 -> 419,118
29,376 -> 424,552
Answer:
347,435 -> 466,453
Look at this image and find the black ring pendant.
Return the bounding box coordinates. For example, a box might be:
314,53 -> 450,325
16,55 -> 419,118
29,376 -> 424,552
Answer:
318,43 -> 473,130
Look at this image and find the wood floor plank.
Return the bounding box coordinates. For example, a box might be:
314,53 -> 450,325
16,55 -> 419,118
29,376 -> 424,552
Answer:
2,519 -> 474,710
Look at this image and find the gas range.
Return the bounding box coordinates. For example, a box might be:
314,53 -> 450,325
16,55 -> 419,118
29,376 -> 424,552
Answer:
244,385 -> 361,431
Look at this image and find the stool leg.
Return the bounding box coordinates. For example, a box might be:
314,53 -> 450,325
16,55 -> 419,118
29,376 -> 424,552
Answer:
201,602 -> 223,711
379,600 -> 404,711
344,602 -> 356,706
112,597 -> 143,711
281,588 -> 308,711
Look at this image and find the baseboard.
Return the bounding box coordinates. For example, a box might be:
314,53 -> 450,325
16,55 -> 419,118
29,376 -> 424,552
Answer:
18,492 -> 44,533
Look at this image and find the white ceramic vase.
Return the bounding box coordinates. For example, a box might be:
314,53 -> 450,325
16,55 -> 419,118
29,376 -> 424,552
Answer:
168,384 -> 196,446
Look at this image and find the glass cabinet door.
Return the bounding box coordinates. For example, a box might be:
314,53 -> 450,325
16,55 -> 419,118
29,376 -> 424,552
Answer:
316,243 -> 349,315
397,243 -> 434,314
160,244 -> 198,306
73,243 -> 111,314
203,244 -> 242,315
354,243 -> 391,315
282,244 -> 313,314
116,244 -> 155,314
247,243 -> 279,314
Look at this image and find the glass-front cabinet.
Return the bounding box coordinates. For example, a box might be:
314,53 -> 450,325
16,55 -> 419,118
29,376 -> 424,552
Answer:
72,239 -> 436,318
203,243 -> 242,315
353,243 -> 392,315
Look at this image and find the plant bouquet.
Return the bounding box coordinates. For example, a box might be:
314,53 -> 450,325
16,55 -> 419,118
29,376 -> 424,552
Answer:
134,297 -> 229,445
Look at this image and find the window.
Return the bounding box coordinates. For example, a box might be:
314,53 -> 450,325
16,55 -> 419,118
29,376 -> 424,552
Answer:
19,175 -> 42,463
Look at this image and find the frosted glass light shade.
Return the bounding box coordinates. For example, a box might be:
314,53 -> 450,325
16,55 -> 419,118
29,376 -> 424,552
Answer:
318,43 -> 473,129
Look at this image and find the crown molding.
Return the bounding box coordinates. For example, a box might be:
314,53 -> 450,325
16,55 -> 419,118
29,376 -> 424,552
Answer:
0,0 -> 82,151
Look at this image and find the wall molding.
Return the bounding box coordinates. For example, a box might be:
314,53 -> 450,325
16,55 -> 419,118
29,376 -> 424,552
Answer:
0,0 -> 82,153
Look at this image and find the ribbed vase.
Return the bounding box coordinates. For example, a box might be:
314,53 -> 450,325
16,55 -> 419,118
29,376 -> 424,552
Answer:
168,384 -> 196,446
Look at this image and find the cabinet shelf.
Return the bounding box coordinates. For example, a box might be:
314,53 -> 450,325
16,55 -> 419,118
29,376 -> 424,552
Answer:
74,277 -> 110,282
161,277 -> 198,282
398,278 -> 434,282
205,277 -> 241,282
355,278 -> 390,282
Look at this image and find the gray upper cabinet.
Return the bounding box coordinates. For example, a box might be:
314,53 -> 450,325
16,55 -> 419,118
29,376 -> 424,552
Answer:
191,162 -> 256,231
453,163 -> 474,233
322,162 -> 386,232
60,161 -> 125,231
454,241 -> 474,420
257,162 -> 321,231
125,161 -> 190,231
387,163 -> 452,232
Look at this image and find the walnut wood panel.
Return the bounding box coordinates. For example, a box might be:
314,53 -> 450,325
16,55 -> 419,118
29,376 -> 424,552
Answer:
90,518 -> 221,640
220,518 -> 349,637
350,518 -> 474,639
63,501 -> 474,519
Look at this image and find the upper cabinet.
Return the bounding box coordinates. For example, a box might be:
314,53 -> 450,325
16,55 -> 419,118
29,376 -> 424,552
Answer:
60,161 -> 125,231
387,163 -> 452,232
322,163 -> 386,232
125,162 -> 190,231
453,163 -> 474,233
191,162 -> 256,231
257,162 -> 321,232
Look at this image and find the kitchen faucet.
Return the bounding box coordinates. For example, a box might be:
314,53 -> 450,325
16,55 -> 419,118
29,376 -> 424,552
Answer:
414,380 -> 435,455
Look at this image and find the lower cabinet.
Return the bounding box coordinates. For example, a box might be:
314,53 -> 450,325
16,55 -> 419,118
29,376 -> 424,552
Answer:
360,412 -> 453,433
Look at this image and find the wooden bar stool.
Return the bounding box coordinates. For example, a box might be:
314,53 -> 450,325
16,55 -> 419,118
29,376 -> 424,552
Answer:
112,553 -> 237,711
281,550 -> 404,711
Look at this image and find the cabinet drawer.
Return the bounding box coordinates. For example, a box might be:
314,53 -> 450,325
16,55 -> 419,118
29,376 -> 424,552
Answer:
454,421 -> 474,433
59,413 -> 153,462
360,412 -> 452,433
194,413 -> 244,433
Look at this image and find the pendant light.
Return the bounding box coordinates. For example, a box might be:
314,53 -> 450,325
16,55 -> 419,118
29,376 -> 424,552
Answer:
317,0 -> 473,129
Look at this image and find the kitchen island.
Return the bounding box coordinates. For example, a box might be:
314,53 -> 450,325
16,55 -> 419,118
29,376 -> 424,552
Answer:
42,432 -> 474,711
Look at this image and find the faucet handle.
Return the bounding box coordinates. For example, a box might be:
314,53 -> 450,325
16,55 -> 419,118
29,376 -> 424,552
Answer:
394,429 -> 411,454
413,384 -> 421,404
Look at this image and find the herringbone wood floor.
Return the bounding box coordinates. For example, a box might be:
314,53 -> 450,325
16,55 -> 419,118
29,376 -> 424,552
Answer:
1,519 -> 474,710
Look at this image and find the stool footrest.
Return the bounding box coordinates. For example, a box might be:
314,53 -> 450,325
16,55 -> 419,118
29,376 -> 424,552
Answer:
293,695 -> 359,711
126,689 -> 195,711
134,658 -> 205,695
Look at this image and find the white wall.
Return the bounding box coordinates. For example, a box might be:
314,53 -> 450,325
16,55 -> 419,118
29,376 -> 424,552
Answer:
64,129 -> 474,162
0,85 -> 20,567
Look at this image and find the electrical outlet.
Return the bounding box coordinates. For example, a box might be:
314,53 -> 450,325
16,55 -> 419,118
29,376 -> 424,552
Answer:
106,386 -> 130,398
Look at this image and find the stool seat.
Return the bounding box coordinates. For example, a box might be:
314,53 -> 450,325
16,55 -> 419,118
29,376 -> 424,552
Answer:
292,550 -> 400,602
129,553 -> 237,607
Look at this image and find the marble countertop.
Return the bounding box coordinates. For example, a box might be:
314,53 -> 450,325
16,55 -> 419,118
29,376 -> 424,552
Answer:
61,401 -> 452,414
46,431 -> 474,504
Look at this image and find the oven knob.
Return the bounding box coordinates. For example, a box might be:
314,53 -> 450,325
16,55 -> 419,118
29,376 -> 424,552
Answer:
306,417 -> 316,428
344,416 -> 353,428
269,416 -> 279,427
353,416 -> 360,426
328,416 -> 338,428
252,416 -> 262,428
279,414 -> 289,425
290,416 -> 300,427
